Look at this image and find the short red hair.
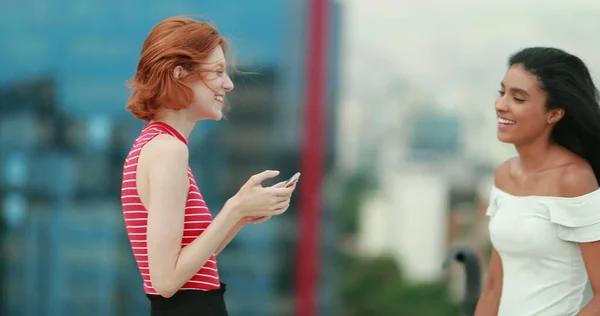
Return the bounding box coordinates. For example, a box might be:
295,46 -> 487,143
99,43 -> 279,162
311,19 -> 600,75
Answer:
126,16 -> 229,121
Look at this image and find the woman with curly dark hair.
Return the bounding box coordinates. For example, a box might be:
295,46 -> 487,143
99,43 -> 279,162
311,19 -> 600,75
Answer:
476,47 -> 600,316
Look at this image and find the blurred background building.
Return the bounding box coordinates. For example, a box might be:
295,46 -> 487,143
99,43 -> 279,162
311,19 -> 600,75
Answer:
0,0 -> 341,315
1,0 -> 600,315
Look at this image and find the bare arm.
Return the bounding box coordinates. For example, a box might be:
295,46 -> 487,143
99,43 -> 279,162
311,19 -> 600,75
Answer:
213,180 -> 295,256
140,136 -> 294,297
142,136 -> 240,298
214,221 -> 244,256
578,241 -> 600,316
474,247 -> 503,316
473,161 -> 510,315
558,164 -> 600,316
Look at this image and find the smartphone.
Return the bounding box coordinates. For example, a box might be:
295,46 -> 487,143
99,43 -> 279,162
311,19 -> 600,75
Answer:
285,172 -> 301,187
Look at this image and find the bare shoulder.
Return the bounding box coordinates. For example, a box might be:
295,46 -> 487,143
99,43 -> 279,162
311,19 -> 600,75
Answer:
558,162 -> 598,197
142,134 -> 189,162
144,134 -> 189,158
493,157 -> 518,189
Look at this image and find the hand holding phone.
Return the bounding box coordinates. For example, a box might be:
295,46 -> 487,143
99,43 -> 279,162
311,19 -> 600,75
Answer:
285,172 -> 301,187
244,172 -> 300,224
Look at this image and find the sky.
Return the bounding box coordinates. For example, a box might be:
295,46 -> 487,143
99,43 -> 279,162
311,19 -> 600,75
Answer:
341,0 -> 600,105
337,0 -> 600,165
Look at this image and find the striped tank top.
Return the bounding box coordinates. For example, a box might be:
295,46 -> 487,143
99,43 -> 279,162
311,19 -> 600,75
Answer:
121,121 -> 220,294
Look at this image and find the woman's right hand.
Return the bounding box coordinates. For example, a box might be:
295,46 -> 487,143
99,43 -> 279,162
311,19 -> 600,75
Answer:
226,170 -> 296,220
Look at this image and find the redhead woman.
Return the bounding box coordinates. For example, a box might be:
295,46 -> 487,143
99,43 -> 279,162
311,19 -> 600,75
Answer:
120,16 -> 297,316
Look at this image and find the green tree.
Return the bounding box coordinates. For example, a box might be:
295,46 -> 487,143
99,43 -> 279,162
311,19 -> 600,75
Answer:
336,171 -> 376,235
338,254 -> 459,316
335,171 -> 459,315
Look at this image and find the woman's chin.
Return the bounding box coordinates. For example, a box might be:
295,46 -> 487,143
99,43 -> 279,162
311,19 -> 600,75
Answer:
212,109 -> 223,121
497,133 -> 516,144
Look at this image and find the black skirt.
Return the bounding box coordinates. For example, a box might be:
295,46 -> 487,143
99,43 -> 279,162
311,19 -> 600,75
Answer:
146,283 -> 228,316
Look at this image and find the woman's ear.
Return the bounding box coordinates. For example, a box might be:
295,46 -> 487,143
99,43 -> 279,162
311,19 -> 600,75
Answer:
173,65 -> 185,79
548,108 -> 565,124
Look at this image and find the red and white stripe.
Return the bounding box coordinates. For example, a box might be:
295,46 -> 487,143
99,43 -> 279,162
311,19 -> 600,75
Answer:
121,122 -> 220,294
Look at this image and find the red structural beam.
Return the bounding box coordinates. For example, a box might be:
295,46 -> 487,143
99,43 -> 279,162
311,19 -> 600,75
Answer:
295,0 -> 329,315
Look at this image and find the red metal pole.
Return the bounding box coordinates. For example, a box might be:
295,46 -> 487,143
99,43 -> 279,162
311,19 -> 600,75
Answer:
295,0 -> 329,315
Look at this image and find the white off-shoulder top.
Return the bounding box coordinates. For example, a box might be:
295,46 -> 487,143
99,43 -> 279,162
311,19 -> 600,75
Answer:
487,186 -> 600,316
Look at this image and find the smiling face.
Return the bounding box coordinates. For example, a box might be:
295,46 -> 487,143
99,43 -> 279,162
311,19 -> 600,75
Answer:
495,63 -> 564,145
186,45 -> 234,121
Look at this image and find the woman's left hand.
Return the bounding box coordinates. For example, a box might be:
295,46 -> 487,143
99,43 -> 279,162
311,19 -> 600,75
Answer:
239,178 -> 297,225
242,215 -> 272,225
